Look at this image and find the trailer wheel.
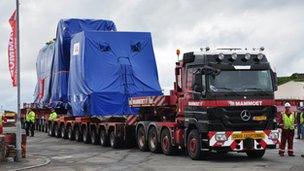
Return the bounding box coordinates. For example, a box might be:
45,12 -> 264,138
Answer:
91,129 -> 99,145
187,129 -> 202,160
75,127 -> 83,142
109,131 -> 120,149
61,125 -> 67,139
246,150 -> 265,158
83,127 -> 91,144
148,127 -> 160,153
137,126 -> 148,151
100,129 -> 109,147
161,128 -> 175,155
45,122 -> 48,133
54,124 -> 61,138
48,123 -> 54,136
67,126 -> 75,140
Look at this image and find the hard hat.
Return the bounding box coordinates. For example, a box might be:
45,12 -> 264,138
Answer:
284,102 -> 291,108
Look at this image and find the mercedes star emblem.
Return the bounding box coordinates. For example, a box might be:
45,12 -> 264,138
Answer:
240,110 -> 251,121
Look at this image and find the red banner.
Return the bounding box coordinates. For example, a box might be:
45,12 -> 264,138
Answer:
8,10 -> 17,87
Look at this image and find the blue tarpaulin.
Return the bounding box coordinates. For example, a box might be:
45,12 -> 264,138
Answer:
34,42 -> 55,105
50,19 -> 117,107
69,31 -> 162,116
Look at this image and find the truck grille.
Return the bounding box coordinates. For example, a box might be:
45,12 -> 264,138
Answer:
207,106 -> 276,131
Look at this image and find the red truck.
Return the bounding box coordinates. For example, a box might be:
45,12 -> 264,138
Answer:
22,47 -> 280,160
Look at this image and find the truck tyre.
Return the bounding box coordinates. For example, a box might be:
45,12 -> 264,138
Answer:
109,131 -> 120,148
54,124 -> 61,138
67,126 -> 75,140
187,129 -> 202,160
61,125 -> 67,139
246,150 -> 265,158
148,126 -> 160,153
161,128 -> 175,155
137,126 -> 148,151
83,127 -> 91,144
91,129 -> 99,145
75,127 -> 83,142
100,129 -> 109,147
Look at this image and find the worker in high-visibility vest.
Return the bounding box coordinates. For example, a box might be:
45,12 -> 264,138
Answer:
25,108 -> 36,137
48,109 -> 57,121
278,102 -> 296,157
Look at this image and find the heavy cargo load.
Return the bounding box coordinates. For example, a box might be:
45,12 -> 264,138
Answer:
34,42 -> 55,106
50,19 -> 117,107
69,31 -> 162,116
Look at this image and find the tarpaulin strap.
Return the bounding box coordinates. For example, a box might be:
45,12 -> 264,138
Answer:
52,71 -> 69,76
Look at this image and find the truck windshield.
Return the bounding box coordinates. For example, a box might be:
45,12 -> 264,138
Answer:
209,70 -> 273,92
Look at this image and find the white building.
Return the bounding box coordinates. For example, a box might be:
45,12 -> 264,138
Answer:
275,81 -> 304,112
275,81 -> 304,101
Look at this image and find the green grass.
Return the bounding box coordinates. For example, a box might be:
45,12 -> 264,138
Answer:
278,73 -> 304,85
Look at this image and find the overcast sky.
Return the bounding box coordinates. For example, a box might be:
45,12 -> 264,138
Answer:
0,0 -> 304,111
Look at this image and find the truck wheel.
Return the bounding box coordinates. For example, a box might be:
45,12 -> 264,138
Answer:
100,129 -> 109,147
54,124 -> 61,138
67,126 -> 75,140
110,131 -> 120,148
91,129 -> 99,145
148,127 -> 160,153
83,127 -> 91,144
61,125 -> 67,139
137,126 -> 148,151
187,129 -> 202,160
161,128 -> 175,155
75,127 -> 83,142
246,150 -> 265,158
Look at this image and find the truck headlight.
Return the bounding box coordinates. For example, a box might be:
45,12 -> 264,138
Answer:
218,53 -> 224,60
257,53 -> 264,60
244,53 -> 251,60
268,131 -> 279,140
215,133 -> 228,141
231,53 -> 237,60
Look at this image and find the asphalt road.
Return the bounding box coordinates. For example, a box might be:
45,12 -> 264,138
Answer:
26,132 -> 304,171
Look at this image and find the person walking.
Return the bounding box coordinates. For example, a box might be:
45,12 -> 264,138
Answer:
25,108 -> 36,137
278,102 -> 296,157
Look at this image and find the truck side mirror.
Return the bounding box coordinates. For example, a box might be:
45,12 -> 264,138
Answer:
272,71 -> 278,91
193,73 -> 204,92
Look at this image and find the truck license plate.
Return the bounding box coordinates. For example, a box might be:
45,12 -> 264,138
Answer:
253,116 -> 267,121
232,132 -> 265,140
